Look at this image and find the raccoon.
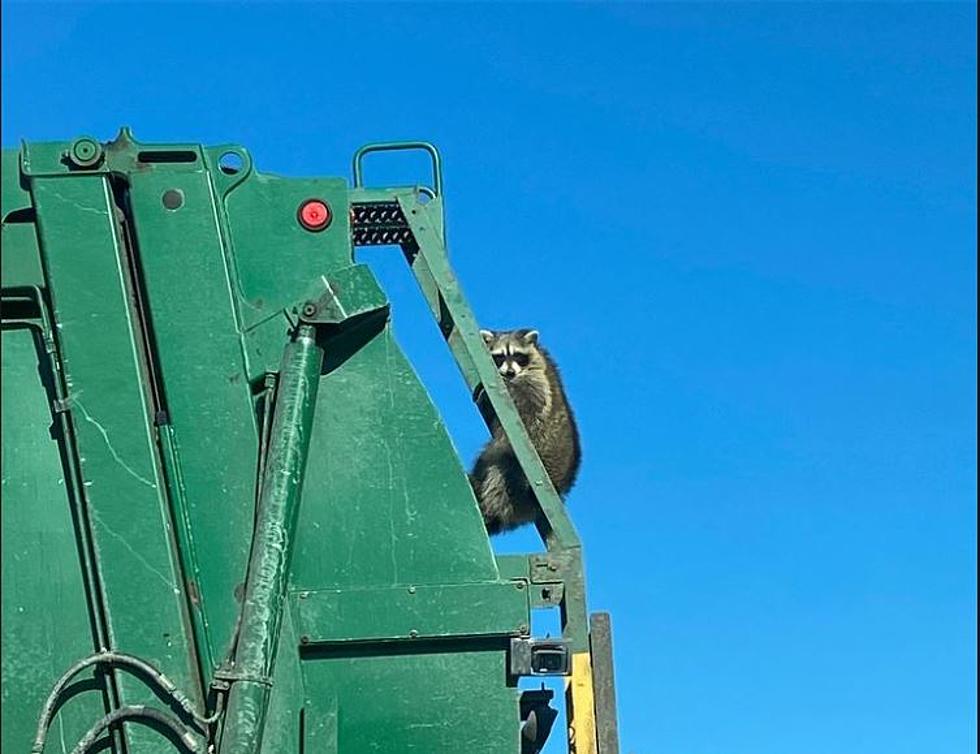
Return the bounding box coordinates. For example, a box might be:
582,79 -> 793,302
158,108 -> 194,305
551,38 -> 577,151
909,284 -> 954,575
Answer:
469,328 -> 581,535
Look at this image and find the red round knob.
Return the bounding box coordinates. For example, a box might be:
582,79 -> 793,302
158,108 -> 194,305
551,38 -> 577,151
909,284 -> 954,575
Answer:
298,199 -> 331,231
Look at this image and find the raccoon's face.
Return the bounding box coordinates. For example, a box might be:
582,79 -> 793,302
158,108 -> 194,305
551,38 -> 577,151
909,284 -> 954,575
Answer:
481,329 -> 542,380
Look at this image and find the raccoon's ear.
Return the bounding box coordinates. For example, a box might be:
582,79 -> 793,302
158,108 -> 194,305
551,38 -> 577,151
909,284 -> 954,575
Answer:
480,329 -> 495,344
522,330 -> 539,345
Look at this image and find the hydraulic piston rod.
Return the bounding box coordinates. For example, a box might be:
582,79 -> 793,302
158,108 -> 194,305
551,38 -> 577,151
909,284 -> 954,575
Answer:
219,325 -> 323,753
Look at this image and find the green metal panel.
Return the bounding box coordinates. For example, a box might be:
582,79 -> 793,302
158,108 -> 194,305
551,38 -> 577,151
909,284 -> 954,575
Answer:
293,582 -> 529,642
1,325 -> 108,752
1,222 -> 45,287
258,604 -> 305,752
293,324 -> 500,589
125,165 -> 260,672
29,174 -> 203,752
2,146 -> 44,289
224,172 -> 352,333
301,644 -> 520,753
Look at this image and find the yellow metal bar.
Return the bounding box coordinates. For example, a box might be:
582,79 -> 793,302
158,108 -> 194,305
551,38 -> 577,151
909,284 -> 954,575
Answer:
566,651 -> 598,754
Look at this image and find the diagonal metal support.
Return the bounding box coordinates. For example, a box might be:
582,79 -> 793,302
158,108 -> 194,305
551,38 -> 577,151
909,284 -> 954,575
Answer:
371,191 -> 581,552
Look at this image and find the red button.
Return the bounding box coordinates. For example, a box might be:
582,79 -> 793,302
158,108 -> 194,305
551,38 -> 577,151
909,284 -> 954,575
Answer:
298,199 -> 331,231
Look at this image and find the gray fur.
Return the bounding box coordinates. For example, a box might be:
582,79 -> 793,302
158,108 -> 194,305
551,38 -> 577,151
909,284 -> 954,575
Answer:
470,329 -> 581,535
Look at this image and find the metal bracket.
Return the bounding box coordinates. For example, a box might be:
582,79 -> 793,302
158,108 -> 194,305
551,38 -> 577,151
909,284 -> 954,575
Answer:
211,669 -> 273,688
530,581 -> 566,608
294,264 -> 389,327
51,397 -> 72,415
529,549 -> 581,584
510,637 -> 573,677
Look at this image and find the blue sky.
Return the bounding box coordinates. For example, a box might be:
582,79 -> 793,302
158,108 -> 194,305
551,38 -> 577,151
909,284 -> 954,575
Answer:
3,2 -> 976,753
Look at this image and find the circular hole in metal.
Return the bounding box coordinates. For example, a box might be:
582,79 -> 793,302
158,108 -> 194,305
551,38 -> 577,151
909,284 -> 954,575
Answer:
161,189 -> 184,210
218,151 -> 244,175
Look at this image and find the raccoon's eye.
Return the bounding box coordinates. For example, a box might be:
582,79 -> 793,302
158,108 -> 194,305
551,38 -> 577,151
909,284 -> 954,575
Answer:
492,354 -> 506,367
514,353 -> 530,367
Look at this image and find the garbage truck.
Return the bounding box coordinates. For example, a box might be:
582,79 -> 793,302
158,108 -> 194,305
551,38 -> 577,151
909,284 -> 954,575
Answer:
0,129 -> 620,753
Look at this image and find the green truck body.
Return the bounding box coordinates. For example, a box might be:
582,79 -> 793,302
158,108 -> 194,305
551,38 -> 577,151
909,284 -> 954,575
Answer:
0,131 -> 619,754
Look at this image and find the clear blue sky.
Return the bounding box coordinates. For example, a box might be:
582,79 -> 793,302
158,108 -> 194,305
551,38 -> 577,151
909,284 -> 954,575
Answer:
3,3 -> 976,753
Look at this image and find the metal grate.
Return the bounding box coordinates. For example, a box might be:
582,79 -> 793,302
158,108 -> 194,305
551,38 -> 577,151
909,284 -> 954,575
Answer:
350,202 -> 413,246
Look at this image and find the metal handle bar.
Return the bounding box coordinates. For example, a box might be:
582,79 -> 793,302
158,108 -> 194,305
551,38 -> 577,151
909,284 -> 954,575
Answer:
352,141 -> 443,196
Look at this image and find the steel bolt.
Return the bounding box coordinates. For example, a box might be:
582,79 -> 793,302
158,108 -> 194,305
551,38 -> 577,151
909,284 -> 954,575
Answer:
68,137 -> 103,169
299,635 -> 310,645
518,623 -> 529,634
408,586 -> 416,594
409,629 -> 419,639
301,303 -> 317,318
515,581 -> 525,590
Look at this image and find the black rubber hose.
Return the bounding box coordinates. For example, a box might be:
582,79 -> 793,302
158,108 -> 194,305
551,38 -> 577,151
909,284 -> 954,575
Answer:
32,650 -> 217,753
69,705 -> 203,754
